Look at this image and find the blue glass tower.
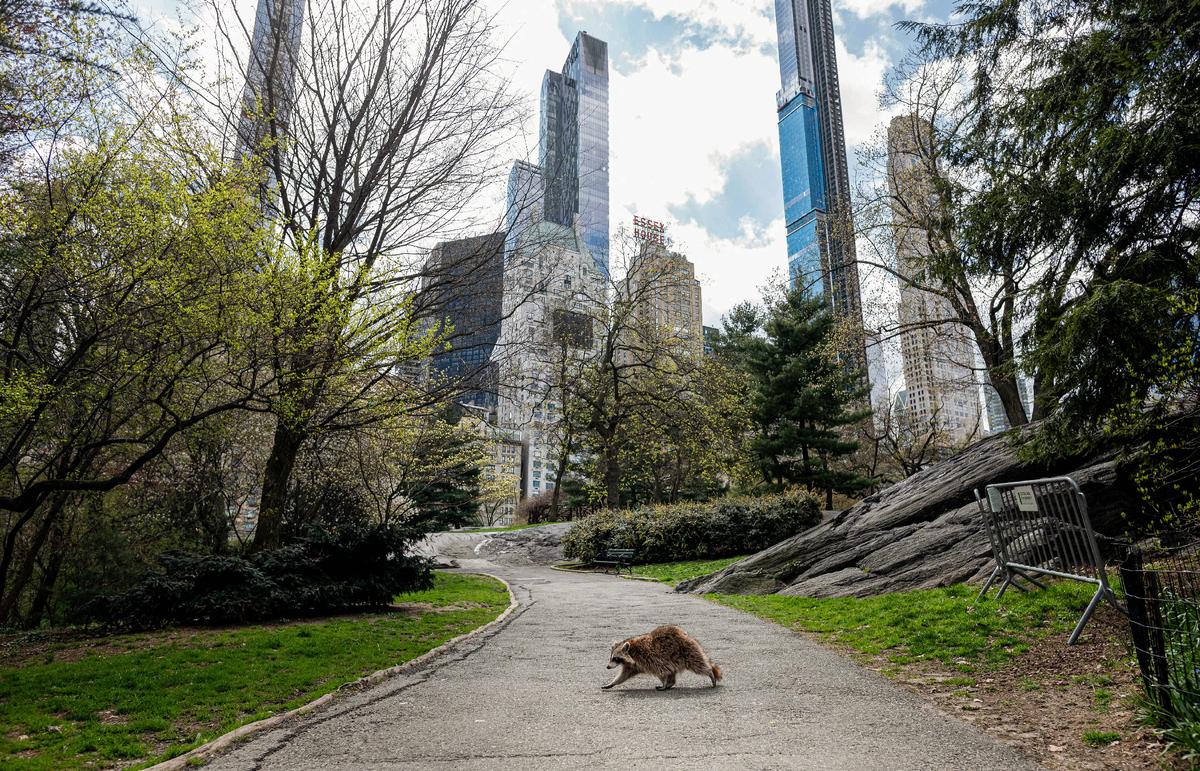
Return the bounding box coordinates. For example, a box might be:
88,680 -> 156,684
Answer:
773,0 -> 862,325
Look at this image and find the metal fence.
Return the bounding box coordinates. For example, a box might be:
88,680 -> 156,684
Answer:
975,476 -> 1125,644
1120,533 -> 1200,725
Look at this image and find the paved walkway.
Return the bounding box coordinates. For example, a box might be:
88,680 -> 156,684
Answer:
207,564 -> 1040,770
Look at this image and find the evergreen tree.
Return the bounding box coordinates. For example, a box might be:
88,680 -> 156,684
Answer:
905,0 -> 1200,450
724,288 -> 871,508
403,409 -> 482,530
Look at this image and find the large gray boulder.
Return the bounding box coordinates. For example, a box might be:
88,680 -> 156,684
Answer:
413,523 -> 570,567
678,430 -> 1134,597
475,523 -> 571,565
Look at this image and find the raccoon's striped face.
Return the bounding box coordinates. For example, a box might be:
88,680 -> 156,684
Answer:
607,641 -> 630,669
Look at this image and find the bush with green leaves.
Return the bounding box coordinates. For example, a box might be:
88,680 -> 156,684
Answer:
79,524 -> 431,630
561,491 -> 820,565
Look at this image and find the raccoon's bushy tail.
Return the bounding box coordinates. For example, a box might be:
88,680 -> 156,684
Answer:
711,663 -> 723,681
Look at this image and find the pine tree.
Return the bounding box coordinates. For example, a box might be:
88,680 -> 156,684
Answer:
727,288 -> 871,508
403,408 -> 483,530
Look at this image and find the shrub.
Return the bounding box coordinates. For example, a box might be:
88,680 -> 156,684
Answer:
516,491 -> 555,525
561,491 -> 821,565
79,524 -> 431,630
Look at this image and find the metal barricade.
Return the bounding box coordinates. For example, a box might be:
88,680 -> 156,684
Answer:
975,476 -> 1125,645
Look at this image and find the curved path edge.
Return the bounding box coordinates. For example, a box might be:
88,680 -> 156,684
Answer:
147,572 -> 519,771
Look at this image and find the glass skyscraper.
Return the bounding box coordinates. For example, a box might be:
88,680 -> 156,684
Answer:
508,32 -> 610,277
773,0 -> 862,327
239,0 -> 304,156
423,233 -> 506,409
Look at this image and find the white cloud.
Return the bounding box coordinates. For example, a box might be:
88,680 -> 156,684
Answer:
608,44 -> 779,211
569,0 -> 776,48
676,219 -> 788,327
835,37 -> 892,150
605,40 -> 783,323
837,0 -> 925,21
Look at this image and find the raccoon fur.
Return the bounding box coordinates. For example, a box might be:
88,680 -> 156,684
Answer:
603,625 -> 723,690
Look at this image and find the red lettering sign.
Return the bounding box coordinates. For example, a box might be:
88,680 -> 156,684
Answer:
633,215 -> 668,243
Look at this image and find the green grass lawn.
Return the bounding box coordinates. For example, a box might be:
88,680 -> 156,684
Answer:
629,556 -> 750,586
712,580 -> 1098,668
0,572 -> 508,770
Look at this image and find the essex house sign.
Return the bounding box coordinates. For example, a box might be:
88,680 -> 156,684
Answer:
632,215 -> 667,246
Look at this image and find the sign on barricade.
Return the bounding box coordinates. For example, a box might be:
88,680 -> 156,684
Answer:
975,476 -> 1125,645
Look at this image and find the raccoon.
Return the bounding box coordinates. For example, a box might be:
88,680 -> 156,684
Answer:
602,625 -> 723,690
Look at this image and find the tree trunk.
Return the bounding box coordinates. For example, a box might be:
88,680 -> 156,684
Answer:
26,521 -> 67,628
989,371 -> 1028,429
603,442 -> 621,509
550,451 -> 569,519
253,420 -> 306,552
974,330 -> 1028,429
0,495 -> 65,626
0,493 -> 49,610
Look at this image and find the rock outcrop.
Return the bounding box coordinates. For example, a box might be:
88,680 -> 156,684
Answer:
413,523 -> 570,567
475,523 -> 570,565
678,430 -> 1135,597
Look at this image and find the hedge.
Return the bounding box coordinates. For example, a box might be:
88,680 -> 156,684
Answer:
79,524 -> 431,630
561,491 -> 821,565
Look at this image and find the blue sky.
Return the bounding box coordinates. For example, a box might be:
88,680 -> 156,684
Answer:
132,0 -> 960,325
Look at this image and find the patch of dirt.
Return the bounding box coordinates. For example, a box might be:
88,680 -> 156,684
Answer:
0,628 -> 177,668
849,607 -> 1183,770
388,601 -> 490,614
96,709 -> 129,726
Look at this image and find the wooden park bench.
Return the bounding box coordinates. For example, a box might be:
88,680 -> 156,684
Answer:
594,548 -> 636,574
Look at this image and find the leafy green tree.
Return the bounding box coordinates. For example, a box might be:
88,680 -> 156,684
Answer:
617,359 -> 755,505
554,229 -> 704,508
865,0 -> 1200,447
0,93 -> 270,625
402,417 -> 483,530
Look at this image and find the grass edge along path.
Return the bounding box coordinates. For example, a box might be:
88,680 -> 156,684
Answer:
0,572 -> 509,771
628,555 -> 750,587
610,555 -> 1101,669
709,581 -> 1098,669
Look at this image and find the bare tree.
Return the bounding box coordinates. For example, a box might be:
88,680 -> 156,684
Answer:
854,56 -> 1052,430
208,0 -> 522,549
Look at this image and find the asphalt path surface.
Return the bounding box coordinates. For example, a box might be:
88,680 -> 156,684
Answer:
206,562 -> 1040,770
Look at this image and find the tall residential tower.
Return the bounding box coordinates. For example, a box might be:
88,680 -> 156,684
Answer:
508,32 -> 610,277
889,115 -> 981,446
772,0 -> 862,327
238,0 -> 305,157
